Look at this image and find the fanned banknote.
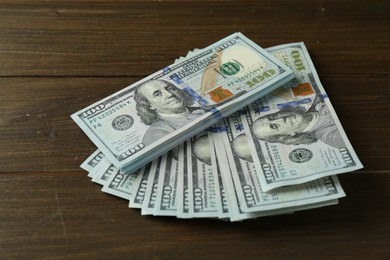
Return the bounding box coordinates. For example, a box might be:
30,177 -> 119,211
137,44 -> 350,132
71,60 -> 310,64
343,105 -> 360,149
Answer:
91,160 -> 114,185
186,132 -> 219,218
212,129 -> 342,221
242,42 -> 363,191
176,143 -> 191,218
71,32 -> 294,173
101,167 -> 141,200
141,158 -> 162,215
207,131 -> 229,219
217,112 -> 345,213
80,149 -> 105,173
128,164 -> 152,208
153,146 -> 183,216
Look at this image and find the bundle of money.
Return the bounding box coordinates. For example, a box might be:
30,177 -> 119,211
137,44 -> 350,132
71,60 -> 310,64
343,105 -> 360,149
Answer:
76,38 -> 363,221
71,33 -> 294,173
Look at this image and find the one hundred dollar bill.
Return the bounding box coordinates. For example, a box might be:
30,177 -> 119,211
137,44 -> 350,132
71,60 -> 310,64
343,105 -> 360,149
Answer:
80,149 -> 105,174
208,131 -> 230,219
71,32 -> 294,173
212,129 -> 342,221
219,112 -> 346,213
176,143 -> 191,218
101,168 -> 141,200
91,160 -> 115,185
212,113 -> 286,221
187,132 -> 219,218
128,163 -> 152,208
153,147 -> 183,216
141,158 -> 162,215
243,42 -> 363,191
212,129 -> 250,221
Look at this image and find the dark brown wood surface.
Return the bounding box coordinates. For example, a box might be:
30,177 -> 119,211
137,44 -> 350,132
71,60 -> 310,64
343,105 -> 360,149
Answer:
1,0 -> 389,259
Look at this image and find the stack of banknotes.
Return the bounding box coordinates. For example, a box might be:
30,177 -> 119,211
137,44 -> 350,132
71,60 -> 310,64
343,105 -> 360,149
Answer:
73,33 -> 363,221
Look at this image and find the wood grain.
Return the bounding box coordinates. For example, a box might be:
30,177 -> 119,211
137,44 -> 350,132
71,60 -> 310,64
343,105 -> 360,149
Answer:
0,1 -> 388,76
0,172 -> 389,259
0,0 -> 389,259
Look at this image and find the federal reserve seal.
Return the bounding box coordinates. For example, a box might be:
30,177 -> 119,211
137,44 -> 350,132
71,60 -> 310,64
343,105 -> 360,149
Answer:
112,115 -> 134,131
289,148 -> 313,163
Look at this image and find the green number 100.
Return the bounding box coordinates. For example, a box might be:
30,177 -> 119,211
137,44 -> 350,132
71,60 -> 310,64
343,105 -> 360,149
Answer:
291,50 -> 306,71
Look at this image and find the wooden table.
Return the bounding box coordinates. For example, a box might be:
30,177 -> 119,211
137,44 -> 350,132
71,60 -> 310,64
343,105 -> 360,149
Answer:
1,1 -> 389,259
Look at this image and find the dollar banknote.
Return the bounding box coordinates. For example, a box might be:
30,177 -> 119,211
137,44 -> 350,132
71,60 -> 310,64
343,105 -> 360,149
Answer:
128,163 -> 152,208
208,131 -> 230,219
218,112 -> 345,213
80,149 -> 105,174
242,42 -> 363,191
91,160 -> 115,185
186,132 -> 219,218
153,147 -> 183,216
213,149 -> 230,219
141,158 -> 162,215
71,32 -> 294,174
176,143 -> 191,218
212,130 -> 274,221
212,127 -> 342,221
101,168 -> 141,200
